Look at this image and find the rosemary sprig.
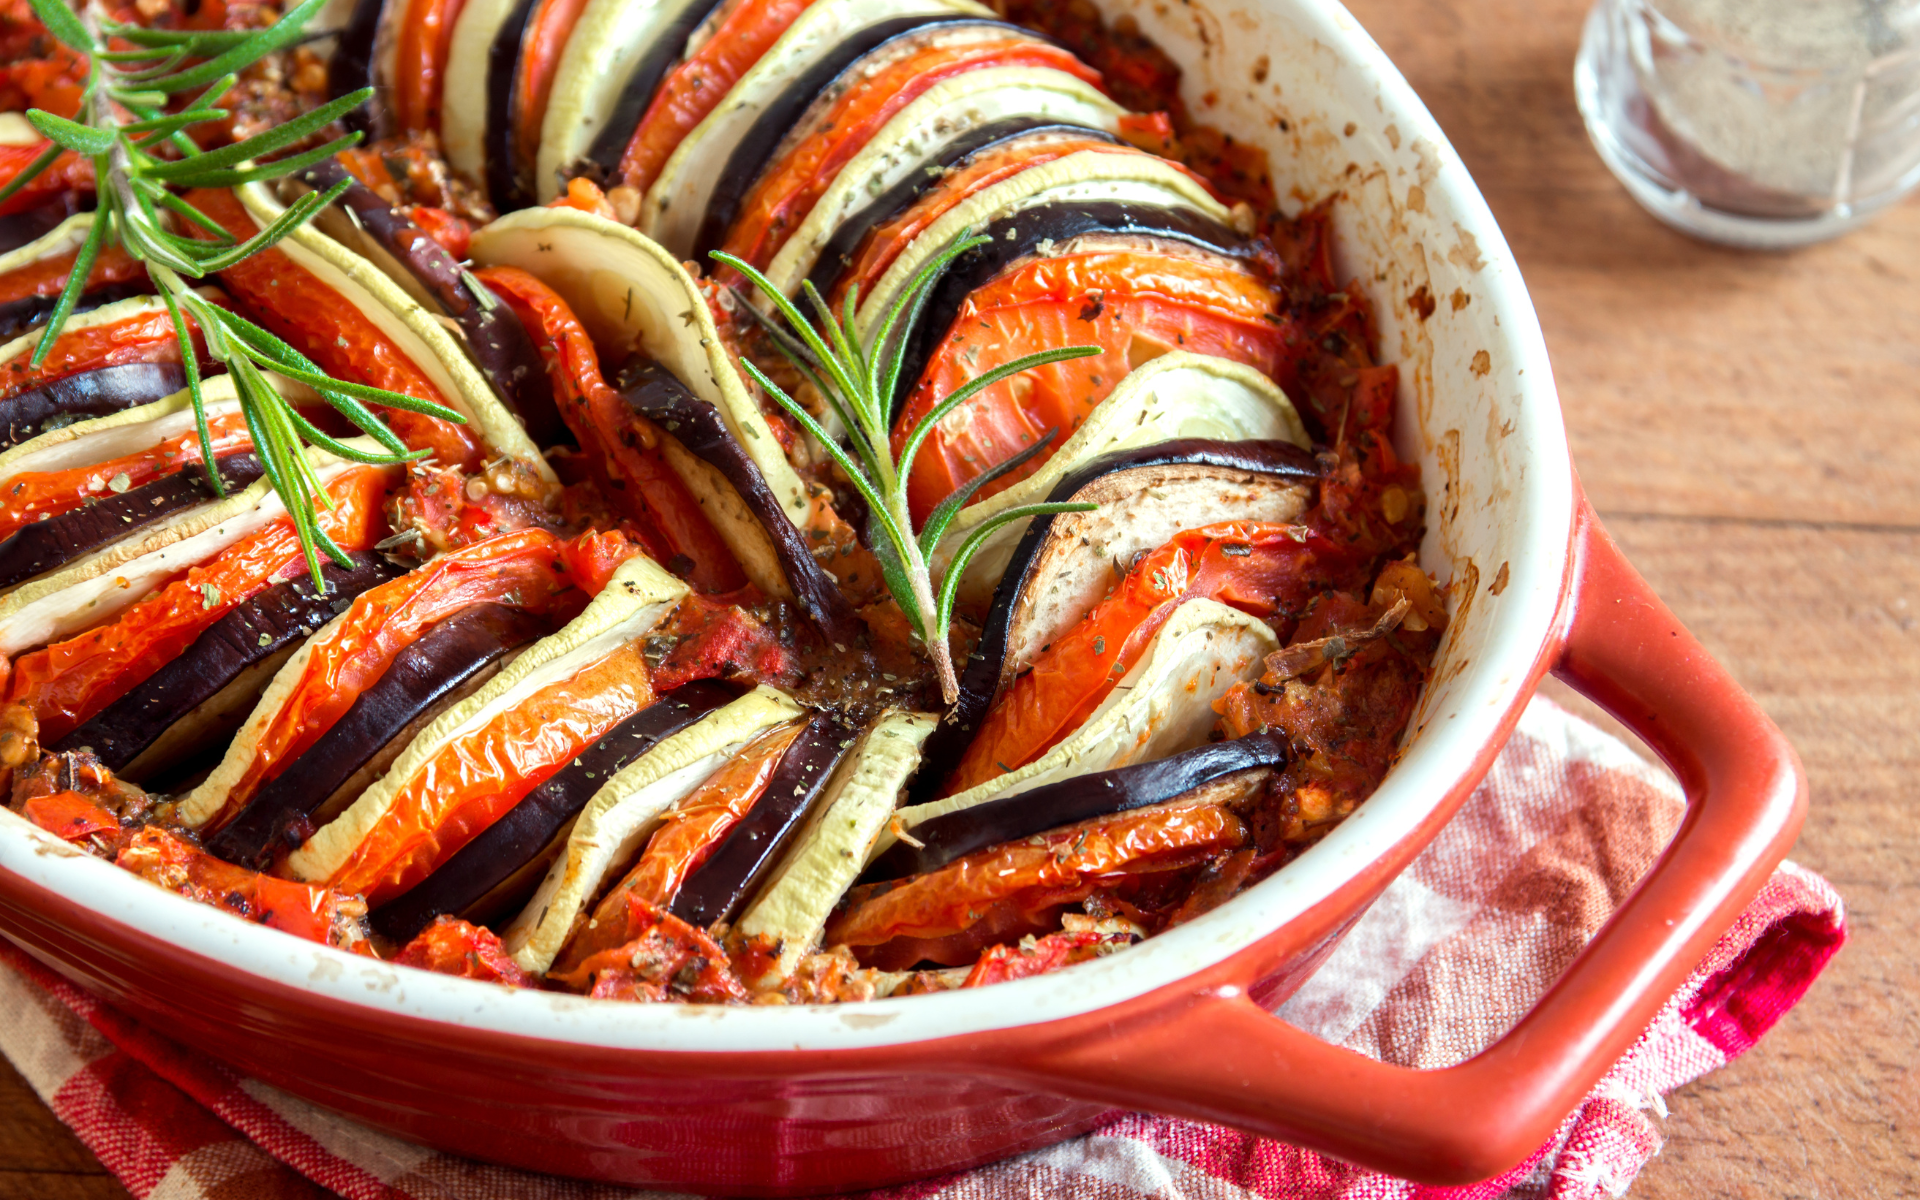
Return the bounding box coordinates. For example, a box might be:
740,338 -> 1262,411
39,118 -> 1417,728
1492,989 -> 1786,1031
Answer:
4,0 -> 465,585
715,237 -> 1100,704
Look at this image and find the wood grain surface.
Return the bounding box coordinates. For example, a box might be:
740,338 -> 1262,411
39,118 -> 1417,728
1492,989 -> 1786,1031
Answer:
1,0 -> 1913,1196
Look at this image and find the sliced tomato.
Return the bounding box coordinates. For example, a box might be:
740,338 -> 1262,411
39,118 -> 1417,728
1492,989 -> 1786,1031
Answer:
116,826 -> 370,950
183,188 -> 484,470
551,719 -> 799,976
551,892 -> 750,1001
718,38 -> 1103,272
963,928 -> 1125,987
828,140 -> 1148,310
892,248 -> 1301,521
321,638 -> 658,905
0,239 -> 146,310
611,0 -> 817,198
3,465 -> 389,743
394,915 -> 537,985
824,799 -> 1247,955
209,528 -> 590,828
473,264 -> 746,592
941,521 -> 1362,797
0,303 -> 203,404
0,411 -> 253,543
511,0 -> 594,186
0,145 -> 92,219
20,789 -> 123,846
391,0 -> 471,135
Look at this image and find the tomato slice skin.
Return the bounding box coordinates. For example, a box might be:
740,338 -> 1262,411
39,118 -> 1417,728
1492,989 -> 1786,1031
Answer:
0,145 -> 92,218
3,465 -> 389,743
827,139 -> 1143,310
474,265 -> 746,592
825,798 -> 1246,950
322,638 -> 658,906
511,0 -> 594,183
718,39 -> 1103,271
892,249 -> 1297,521
552,892 -> 750,1001
941,521 -> 1359,797
210,528 -> 588,828
183,188 -> 484,471
611,0 -> 816,198
116,825 -> 369,949
391,0 -> 470,134
394,915 -> 537,985
0,412 -> 253,544
0,305 -> 202,404
550,720 -> 799,976
0,239 -> 146,310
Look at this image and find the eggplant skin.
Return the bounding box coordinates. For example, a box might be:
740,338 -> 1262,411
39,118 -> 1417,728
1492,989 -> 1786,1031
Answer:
484,0 -> 543,212
0,196 -> 90,257
0,282 -> 156,345
616,362 -> 863,644
330,0 -> 388,136
888,202 -> 1256,419
802,120 -> 1119,302
206,602 -> 551,870
370,679 -> 737,943
671,709 -> 853,928
295,160 -> 566,448
873,729 -> 1289,880
54,551 -> 405,773
0,363 -> 190,452
0,453 -> 264,592
910,439 -> 1320,803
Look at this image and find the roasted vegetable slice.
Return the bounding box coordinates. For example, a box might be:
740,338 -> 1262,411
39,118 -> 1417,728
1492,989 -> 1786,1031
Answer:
1,296 -> 208,419
54,551 -> 403,780
0,363 -> 188,451
370,678 -> 735,941
286,553 -> 688,904
503,684 -> 802,973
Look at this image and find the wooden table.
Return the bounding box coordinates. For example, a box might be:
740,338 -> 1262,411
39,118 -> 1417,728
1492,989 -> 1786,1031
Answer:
3,0 -> 1915,1193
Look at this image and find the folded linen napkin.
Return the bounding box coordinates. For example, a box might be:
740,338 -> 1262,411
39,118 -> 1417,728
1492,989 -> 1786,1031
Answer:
0,696 -> 1846,1200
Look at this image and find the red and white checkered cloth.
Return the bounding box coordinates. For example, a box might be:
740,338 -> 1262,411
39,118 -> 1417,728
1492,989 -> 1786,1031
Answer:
0,696 -> 1846,1200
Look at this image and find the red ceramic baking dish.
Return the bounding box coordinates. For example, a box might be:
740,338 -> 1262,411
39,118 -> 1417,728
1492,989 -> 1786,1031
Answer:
0,0 -> 1805,1191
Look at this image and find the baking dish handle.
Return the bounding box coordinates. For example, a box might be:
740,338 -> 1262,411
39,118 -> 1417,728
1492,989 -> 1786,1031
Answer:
1023,495 -> 1806,1185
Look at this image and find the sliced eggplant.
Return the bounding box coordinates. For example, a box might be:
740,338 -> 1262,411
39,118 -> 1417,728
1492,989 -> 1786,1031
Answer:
502,684 -> 804,973
617,361 -> 862,643
369,679 -> 735,941
285,553 -> 691,887
691,17 -> 1028,260
231,182 -> 556,480
205,602 -> 552,868
795,121 -> 1120,302
880,597 -> 1278,852
441,0 -> 527,182
0,452 -> 263,592
482,0 -> 549,210
292,160 -> 565,447
884,204 -> 1255,418
669,708 -> 853,927
328,0 -> 396,137
638,0 -> 994,255
0,195 -> 89,257
470,207 -> 811,527
910,434 -> 1318,802
54,551 -> 405,778
541,0 -> 729,198
734,708 -> 933,975
0,439 -> 393,660
0,213 -> 92,280
0,281 -> 155,345
0,363 -> 188,450
876,729 -> 1287,880
847,147 -> 1232,349
928,353 -> 1314,609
